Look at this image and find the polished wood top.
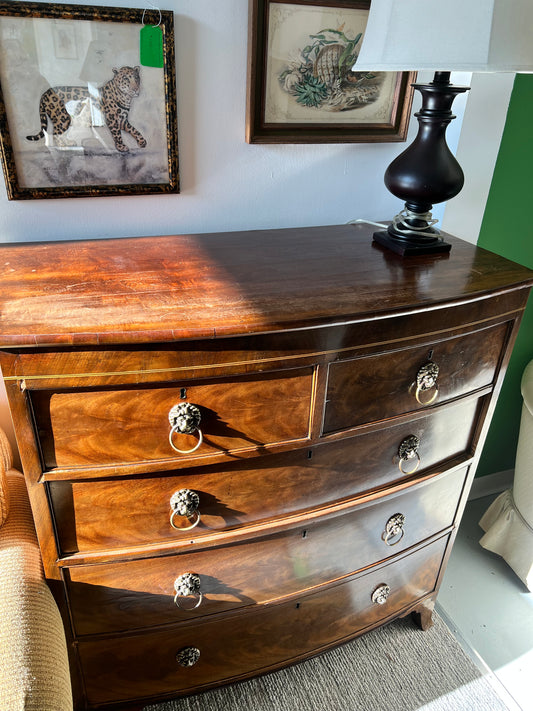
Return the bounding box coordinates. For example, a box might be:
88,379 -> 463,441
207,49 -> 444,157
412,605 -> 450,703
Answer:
0,223 -> 532,347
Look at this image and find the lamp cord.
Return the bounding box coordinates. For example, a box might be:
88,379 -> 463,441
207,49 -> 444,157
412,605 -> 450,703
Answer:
347,210 -> 439,239
346,218 -> 387,229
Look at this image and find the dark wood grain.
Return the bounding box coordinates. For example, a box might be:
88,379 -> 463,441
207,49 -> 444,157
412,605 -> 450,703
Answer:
1,224 -> 532,710
35,369 -> 478,480
31,368 -> 313,470
77,536 -> 448,705
47,395 -> 479,555
0,289 -> 525,391
324,321 -> 508,433
65,468 -> 465,636
0,224 -> 531,347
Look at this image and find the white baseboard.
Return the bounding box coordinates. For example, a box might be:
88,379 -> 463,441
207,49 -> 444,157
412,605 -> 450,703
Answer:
469,469 -> 514,500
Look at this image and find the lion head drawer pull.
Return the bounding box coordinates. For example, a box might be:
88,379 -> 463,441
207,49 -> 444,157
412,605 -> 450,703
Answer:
173,573 -> 203,610
371,584 -> 391,605
176,646 -> 201,667
398,435 -> 421,474
168,403 -> 203,454
414,361 -> 440,405
383,513 -> 406,546
169,489 -> 201,530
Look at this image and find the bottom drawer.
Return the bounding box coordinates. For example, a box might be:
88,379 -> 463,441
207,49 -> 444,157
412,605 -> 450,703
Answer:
78,535 -> 448,705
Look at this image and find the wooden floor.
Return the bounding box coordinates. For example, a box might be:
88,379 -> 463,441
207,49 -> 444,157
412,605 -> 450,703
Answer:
438,493 -> 533,711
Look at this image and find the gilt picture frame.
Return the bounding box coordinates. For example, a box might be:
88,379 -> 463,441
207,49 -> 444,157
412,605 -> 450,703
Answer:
0,1 -> 178,200
246,0 -> 416,144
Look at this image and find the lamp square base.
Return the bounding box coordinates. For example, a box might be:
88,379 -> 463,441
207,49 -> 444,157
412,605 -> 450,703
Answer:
373,230 -> 452,256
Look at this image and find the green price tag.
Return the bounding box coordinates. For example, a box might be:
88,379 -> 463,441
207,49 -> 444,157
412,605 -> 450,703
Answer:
140,24 -> 164,68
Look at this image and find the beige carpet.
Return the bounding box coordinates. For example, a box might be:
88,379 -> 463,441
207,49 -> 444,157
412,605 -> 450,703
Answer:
143,613 -> 509,711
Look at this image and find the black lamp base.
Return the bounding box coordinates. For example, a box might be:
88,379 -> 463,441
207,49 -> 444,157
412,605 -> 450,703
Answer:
373,229 -> 451,256
377,71 -> 469,257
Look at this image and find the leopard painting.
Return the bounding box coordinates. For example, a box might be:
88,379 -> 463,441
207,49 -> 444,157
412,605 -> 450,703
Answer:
26,66 -> 146,153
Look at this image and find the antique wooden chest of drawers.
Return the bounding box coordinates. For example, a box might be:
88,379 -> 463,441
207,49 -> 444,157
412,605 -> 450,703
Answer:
0,223 -> 532,710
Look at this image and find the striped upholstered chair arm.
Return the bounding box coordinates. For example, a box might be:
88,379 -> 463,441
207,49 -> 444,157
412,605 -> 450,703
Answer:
0,430 -> 73,711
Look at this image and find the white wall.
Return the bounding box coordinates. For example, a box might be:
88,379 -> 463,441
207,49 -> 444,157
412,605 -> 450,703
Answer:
0,0 -> 469,243
0,1 -> 482,463
442,73 -> 514,244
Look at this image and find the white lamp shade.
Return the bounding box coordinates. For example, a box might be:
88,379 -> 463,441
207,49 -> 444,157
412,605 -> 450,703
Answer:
353,0 -> 533,72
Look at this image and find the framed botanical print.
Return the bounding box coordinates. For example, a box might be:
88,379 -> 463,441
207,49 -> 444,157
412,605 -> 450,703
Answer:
246,0 -> 416,143
0,1 -> 178,199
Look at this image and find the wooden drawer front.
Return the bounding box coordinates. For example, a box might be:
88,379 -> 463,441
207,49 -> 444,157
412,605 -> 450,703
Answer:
78,535 -> 448,704
324,322 -> 507,434
50,397 -> 479,555
66,467 -> 464,636
51,397 -> 479,556
31,367 -> 313,470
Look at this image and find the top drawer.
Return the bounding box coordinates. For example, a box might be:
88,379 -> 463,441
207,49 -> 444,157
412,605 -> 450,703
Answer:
30,367 -> 313,471
323,322 -> 507,434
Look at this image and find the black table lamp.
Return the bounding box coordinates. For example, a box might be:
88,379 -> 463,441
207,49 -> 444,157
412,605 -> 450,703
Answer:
353,0 -> 533,256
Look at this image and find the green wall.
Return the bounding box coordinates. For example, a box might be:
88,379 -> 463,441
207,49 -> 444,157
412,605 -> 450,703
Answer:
476,73 -> 533,477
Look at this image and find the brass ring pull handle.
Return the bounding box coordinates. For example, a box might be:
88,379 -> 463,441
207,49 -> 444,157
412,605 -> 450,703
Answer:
383,513 -> 406,546
414,361 -> 440,405
371,584 -> 391,605
170,489 -> 201,531
173,573 -> 203,610
168,403 -> 203,454
176,646 -> 201,667
398,435 -> 421,475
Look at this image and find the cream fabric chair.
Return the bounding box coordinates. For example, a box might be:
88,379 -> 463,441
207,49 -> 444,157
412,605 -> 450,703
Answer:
0,429 -> 73,711
480,359 -> 533,591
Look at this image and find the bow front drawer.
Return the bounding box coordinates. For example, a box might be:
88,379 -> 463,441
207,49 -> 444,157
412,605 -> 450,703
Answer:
49,397 -> 480,555
77,534 -> 449,705
323,322 -> 507,434
30,367 -> 314,472
65,466 -> 465,636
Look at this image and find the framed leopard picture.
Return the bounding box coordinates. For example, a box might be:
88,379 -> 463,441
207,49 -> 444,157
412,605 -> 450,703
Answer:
0,1 -> 178,199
